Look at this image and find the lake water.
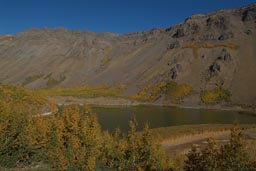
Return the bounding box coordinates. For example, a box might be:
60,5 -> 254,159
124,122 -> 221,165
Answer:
93,105 -> 256,132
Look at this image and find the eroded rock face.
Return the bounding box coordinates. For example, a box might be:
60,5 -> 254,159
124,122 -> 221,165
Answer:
199,34 -> 217,41
206,15 -> 229,30
168,64 -> 182,80
184,21 -> 201,35
169,68 -> 178,80
172,28 -> 185,38
242,9 -> 256,21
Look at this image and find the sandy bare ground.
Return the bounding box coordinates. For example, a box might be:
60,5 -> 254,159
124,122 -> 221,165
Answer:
161,129 -> 256,154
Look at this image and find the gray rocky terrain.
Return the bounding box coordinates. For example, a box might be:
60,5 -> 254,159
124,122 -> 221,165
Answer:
0,3 -> 255,106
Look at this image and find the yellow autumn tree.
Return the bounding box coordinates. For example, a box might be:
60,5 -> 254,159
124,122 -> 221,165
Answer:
0,102 -> 40,167
100,118 -> 173,171
171,84 -> 193,103
201,86 -> 231,104
47,105 -> 102,171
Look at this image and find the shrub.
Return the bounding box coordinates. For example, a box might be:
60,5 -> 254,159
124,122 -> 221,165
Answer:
22,74 -> 44,86
184,127 -> 254,171
201,86 -> 231,104
0,103 -> 50,167
0,84 -> 50,107
149,82 -> 167,100
170,84 -> 193,103
159,80 -> 177,95
133,81 -> 193,103
101,57 -> 112,65
132,85 -> 151,101
47,75 -> 66,88
100,118 -> 173,171
0,103 -> 102,170
47,105 -> 102,171
162,81 -> 192,104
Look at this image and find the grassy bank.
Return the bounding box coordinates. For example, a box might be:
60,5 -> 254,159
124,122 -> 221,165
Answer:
34,85 -> 121,99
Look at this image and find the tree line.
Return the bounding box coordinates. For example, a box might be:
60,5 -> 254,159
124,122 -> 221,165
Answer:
0,100 -> 255,170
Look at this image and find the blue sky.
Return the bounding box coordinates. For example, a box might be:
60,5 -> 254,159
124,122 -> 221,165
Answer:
0,0 -> 255,34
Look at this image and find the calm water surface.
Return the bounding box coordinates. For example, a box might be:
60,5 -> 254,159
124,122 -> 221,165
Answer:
93,105 -> 256,132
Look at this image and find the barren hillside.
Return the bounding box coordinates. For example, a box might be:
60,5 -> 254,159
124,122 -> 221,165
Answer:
0,3 -> 255,106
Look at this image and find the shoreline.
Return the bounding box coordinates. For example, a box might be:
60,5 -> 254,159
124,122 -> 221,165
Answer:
49,96 -> 256,115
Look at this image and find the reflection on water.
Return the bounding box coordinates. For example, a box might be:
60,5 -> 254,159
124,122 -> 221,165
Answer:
93,105 -> 256,132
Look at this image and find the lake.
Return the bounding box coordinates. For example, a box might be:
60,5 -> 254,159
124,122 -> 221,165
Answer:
93,105 -> 256,132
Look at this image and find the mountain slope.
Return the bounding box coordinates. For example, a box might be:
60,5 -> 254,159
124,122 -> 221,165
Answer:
0,3 -> 255,105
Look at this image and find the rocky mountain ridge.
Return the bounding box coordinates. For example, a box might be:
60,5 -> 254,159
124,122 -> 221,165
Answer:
0,3 -> 255,106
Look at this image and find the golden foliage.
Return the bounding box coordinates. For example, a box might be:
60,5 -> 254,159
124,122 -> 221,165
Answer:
132,85 -> 151,101
47,105 -> 102,171
0,102 -> 50,167
101,119 -> 173,170
0,84 -> 102,170
170,84 -> 193,103
149,82 -> 167,101
201,86 -> 231,104
132,81 -> 193,103
182,42 -> 239,58
0,83 -> 54,114
101,57 -> 112,65
182,42 -> 239,49
184,127 -> 254,171
1,84 -> 254,170
101,46 -> 113,66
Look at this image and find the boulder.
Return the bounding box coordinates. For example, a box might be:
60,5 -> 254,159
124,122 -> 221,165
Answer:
217,49 -> 232,61
218,32 -> 234,40
172,28 -> 185,38
167,41 -> 180,49
199,34 -> 217,41
242,10 -> 256,22
206,15 -> 228,30
176,64 -> 182,72
209,62 -> 221,76
169,67 -> 178,80
186,22 -> 200,34
245,29 -> 253,35
168,63 -> 182,80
